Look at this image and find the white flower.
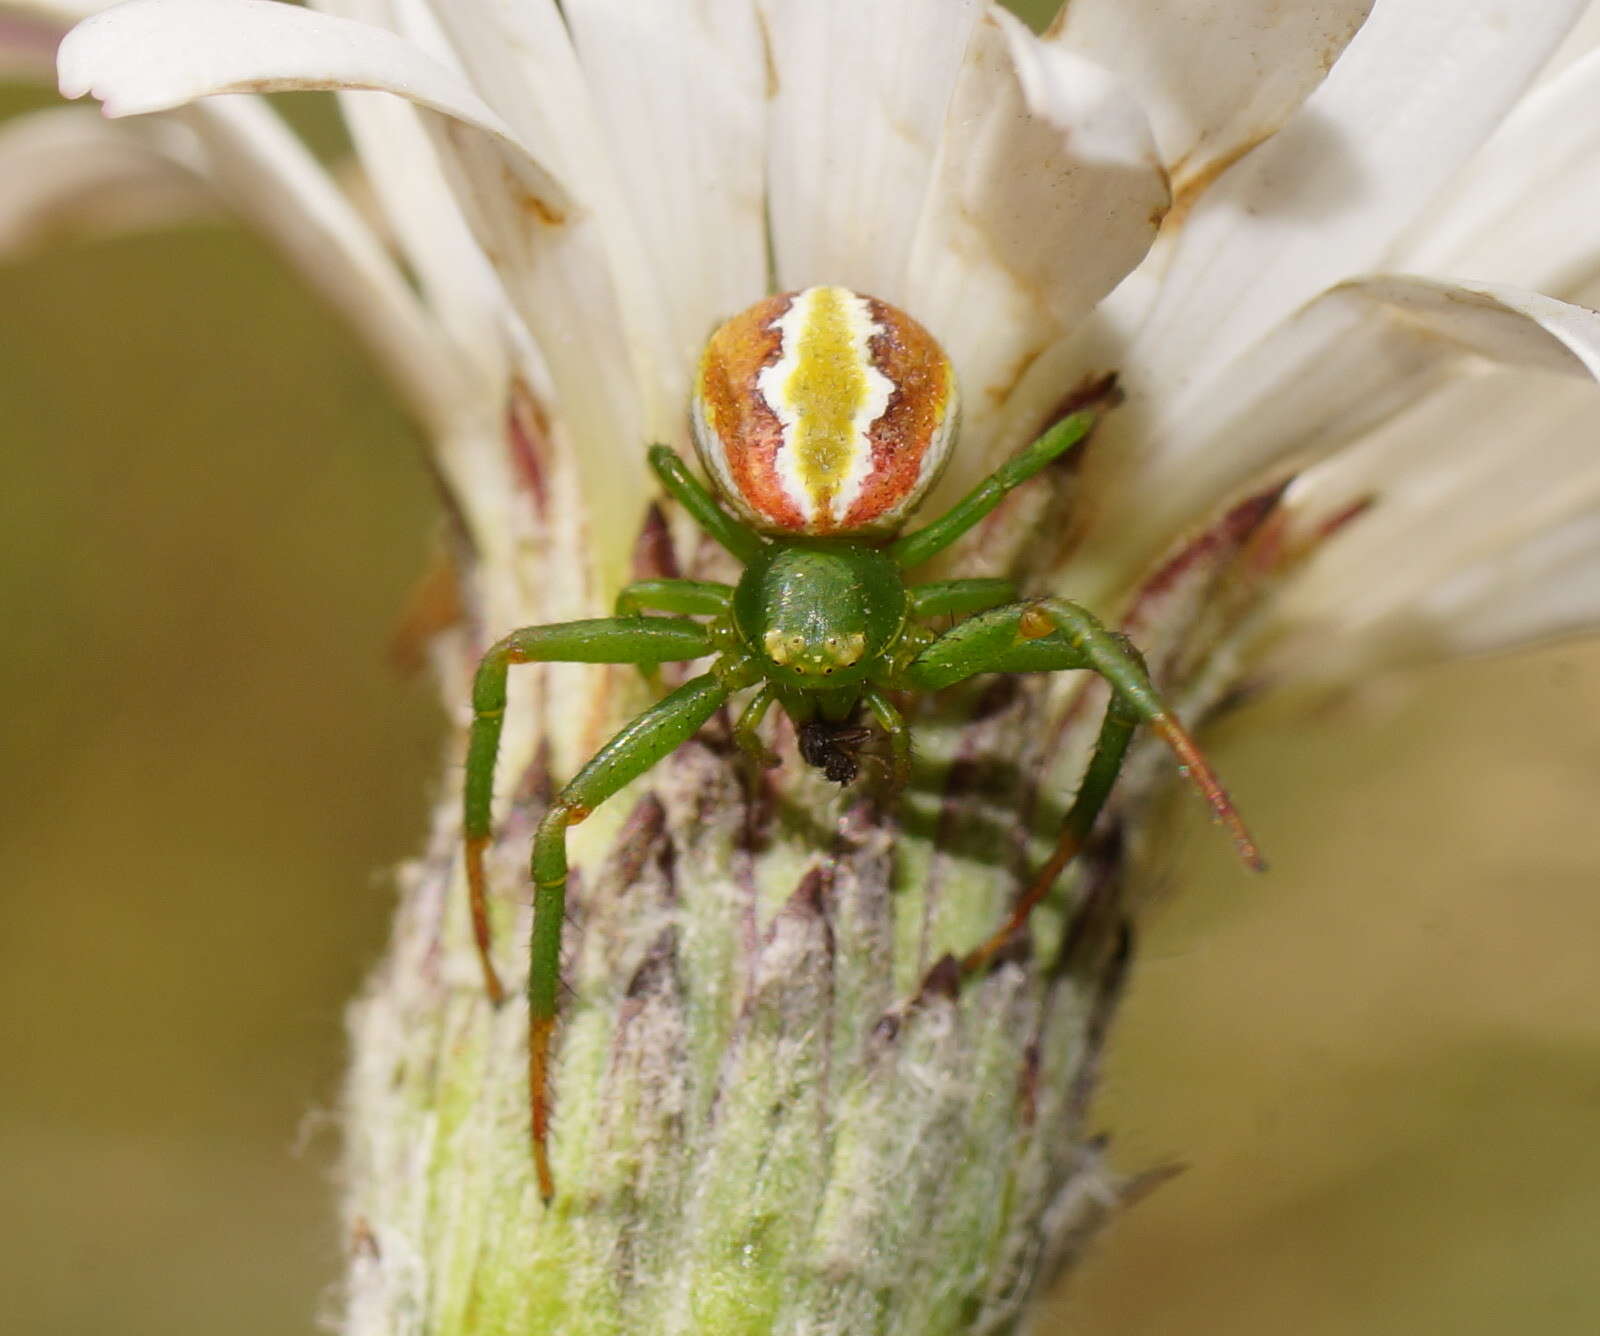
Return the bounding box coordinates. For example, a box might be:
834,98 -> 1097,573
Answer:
16,0 -> 1600,1331
24,0 -> 1600,684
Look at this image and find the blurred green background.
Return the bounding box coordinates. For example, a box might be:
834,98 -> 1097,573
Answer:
5,57 -> 1600,1336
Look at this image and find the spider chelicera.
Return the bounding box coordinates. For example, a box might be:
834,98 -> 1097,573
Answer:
463,285 -> 1262,1200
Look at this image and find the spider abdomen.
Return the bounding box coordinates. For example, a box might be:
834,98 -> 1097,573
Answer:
692,286 -> 959,537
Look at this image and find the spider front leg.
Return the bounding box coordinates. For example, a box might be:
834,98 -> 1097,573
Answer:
732,684 -> 780,768
647,443 -> 767,562
961,671 -> 1140,975
465,617 -> 716,1005
907,577 -> 1018,619
526,658 -> 755,1201
613,579 -> 733,688
899,599 -> 1262,968
614,577 -> 733,618
862,687 -> 912,790
889,409 -> 1099,570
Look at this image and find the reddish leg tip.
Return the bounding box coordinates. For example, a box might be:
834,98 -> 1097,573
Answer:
465,835 -> 507,1003
1151,715 -> 1264,874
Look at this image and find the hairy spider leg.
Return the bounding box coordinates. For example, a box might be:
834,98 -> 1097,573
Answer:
527,662 -> 756,1200
1022,599 -> 1262,873
732,683 -> 780,768
613,579 -> 734,690
962,676 -> 1139,975
899,598 -> 1262,966
906,577 -> 1019,620
464,618 -> 716,1004
614,578 -> 734,618
861,687 -> 912,790
647,443 -> 767,561
888,409 -> 1096,570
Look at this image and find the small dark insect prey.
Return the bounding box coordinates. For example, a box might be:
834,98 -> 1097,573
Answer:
463,285 -> 1263,1201
796,717 -> 875,784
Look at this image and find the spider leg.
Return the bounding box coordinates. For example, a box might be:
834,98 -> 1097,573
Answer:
898,599 -> 1261,967
962,685 -> 1138,974
888,410 -> 1098,570
647,444 -> 767,562
907,577 -> 1018,620
861,687 -> 912,791
614,577 -> 734,618
528,665 -> 744,1201
613,580 -> 734,690
732,683 -> 781,768
1020,598 -> 1262,873
465,617 -> 715,1005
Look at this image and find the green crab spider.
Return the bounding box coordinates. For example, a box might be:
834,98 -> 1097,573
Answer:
463,286 -> 1262,1201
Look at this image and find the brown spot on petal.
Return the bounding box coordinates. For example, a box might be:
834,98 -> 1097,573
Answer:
515,186 -> 565,227
631,502 -> 680,581
1166,130 -> 1275,232
508,380 -> 552,516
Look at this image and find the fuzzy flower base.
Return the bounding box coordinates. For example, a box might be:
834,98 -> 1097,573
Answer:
344,676 -> 1160,1335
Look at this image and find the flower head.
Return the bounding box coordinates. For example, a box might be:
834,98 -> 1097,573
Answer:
16,0 -> 1600,1330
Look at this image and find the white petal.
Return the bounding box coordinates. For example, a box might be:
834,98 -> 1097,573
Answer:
1050,0 -> 1374,204
761,0 -> 981,302
413,0 -> 680,437
327,84 -> 511,397
1420,515 -> 1600,658
179,95 -> 477,444
906,8 -> 1167,474
1388,45 -> 1600,299
57,0 -> 565,222
1129,0 -> 1588,404
0,105 -> 213,256
565,0 -> 767,376
1071,277 -> 1600,608
0,86 -> 473,444
59,0 -> 653,589
1263,371 -> 1600,673
1347,276 -> 1600,379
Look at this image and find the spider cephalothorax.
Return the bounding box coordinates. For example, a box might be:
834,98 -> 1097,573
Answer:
463,285 -> 1262,1201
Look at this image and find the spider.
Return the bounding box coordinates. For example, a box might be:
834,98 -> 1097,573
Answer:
463,285 -> 1262,1201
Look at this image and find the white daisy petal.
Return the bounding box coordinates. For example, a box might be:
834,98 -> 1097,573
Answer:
180,94 -> 478,443
56,0 -> 566,220
1387,44 -> 1600,299
1348,276 -> 1600,378
907,6 -> 1167,475
1264,371 -> 1600,674
0,88 -> 471,443
1073,276 -> 1600,606
1129,0 -> 1588,402
565,0 -> 767,377
59,0 -> 668,590
1050,0 -> 1375,205
0,105 -> 214,257
761,0 -> 981,302
414,0 -> 681,441
1419,514 -> 1600,658
326,84 -> 510,398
